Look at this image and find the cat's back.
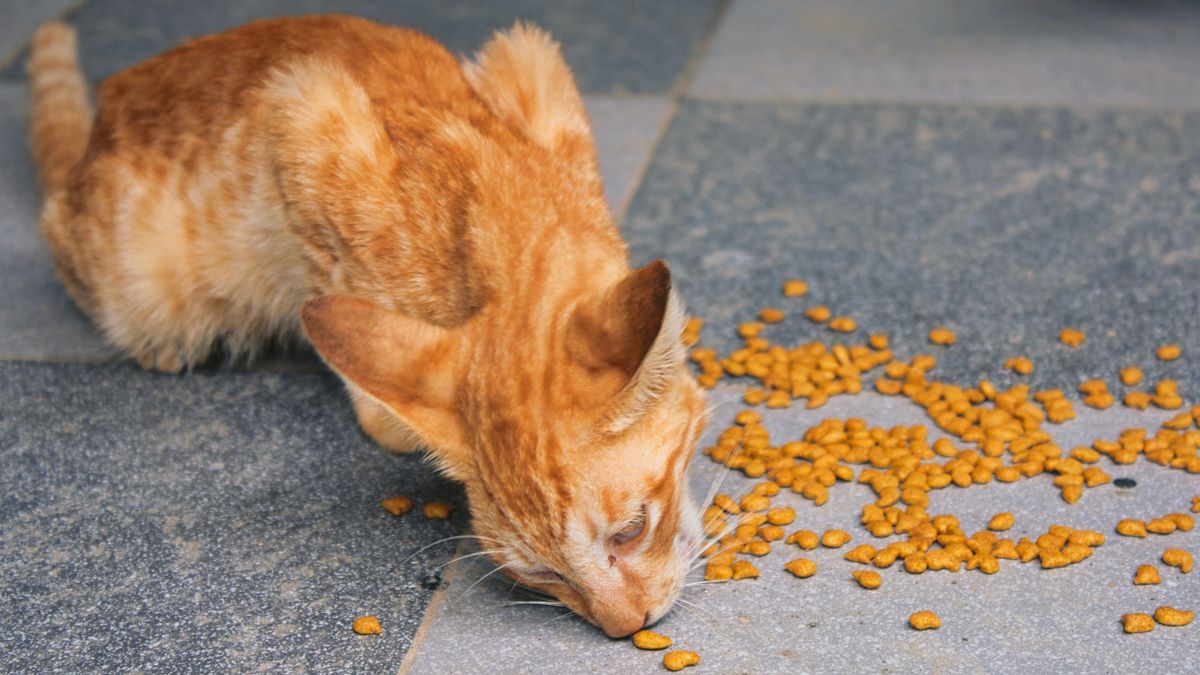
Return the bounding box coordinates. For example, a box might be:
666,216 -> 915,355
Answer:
90,15 -> 479,155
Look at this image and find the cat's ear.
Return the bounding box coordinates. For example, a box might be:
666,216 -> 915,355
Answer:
301,296 -> 468,454
566,260 -> 687,434
463,22 -> 598,176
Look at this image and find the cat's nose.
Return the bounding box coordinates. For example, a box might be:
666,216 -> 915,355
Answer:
601,612 -> 647,638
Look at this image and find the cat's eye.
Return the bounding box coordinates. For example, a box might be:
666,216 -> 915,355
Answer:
611,506 -> 648,547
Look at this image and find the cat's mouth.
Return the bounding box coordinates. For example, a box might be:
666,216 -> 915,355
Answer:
504,566 -> 659,638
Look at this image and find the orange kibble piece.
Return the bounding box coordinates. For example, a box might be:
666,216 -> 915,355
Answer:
988,512 -> 1015,531
821,529 -> 852,548
1059,328 -> 1086,348
1156,344 -> 1181,361
1122,613 -> 1154,633
731,560 -> 760,580
869,333 -> 889,350
423,502 -> 454,519
759,308 -> 785,323
1134,565 -> 1161,585
805,305 -> 831,323
380,495 -> 413,516
909,611 -> 941,630
352,616 -> 382,635
784,558 -> 817,578
662,650 -> 701,671
738,322 -> 764,339
928,328 -> 956,346
1005,357 -> 1034,375
852,570 -> 882,589
1154,606 -> 1194,627
783,279 -> 808,297
1119,367 -> 1144,386
1116,519 -> 1148,537
829,316 -> 856,333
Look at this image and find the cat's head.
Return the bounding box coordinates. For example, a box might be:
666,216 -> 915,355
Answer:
302,261 -> 709,637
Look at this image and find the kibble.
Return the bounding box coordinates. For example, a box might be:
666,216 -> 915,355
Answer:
929,328 -> 956,346
1162,548 -> 1193,573
853,570 -> 882,589
759,308 -> 785,323
821,530 -> 852,548
783,279 -> 808,297
784,558 -> 817,578
1122,613 -> 1155,633
1156,344 -> 1181,361
633,630 -> 673,650
988,512 -> 1014,531
1059,328 -> 1086,348
1116,519 -> 1148,538
380,495 -> 413,516
805,305 -> 831,323
423,502 -> 454,519
352,616 -> 382,635
1133,565 -> 1161,585
732,560 -> 760,580
909,611 -> 941,630
1154,606 -> 1194,627
662,650 -> 701,671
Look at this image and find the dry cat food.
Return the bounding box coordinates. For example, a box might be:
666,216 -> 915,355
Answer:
662,650 -> 701,671
1154,606 -> 1194,627
380,495 -> 413,516
632,276 -> 1196,665
909,611 -> 941,630
422,502 -> 454,519
1122,613 -> 1154,634
352,616 -> 382,635
1133,565 -> 1161,585
632,630 -> 673,650
1157,344 -> 1182,361
1162,548 -> 1193,573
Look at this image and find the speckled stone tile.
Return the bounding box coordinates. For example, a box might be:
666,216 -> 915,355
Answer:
691,0 -> 1200,108
0,84 -> 114,361
585,96 -> 673,219
0,0 -> 721,94
401,386 -> 1199,674
0,361 -> 464,672
624,100 -> 1200,401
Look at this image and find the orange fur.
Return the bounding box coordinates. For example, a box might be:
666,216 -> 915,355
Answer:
28,16 -> 708,636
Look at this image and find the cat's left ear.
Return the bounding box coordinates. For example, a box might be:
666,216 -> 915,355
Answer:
565,260 -> 687,434
300,296 -> 469,456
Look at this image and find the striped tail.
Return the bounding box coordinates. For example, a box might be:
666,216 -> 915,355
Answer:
28,22 -> 92,194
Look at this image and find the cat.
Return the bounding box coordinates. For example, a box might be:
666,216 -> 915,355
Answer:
27,16 -> 710,637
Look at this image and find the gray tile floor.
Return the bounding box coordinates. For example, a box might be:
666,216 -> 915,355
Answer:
2,0 -> 1198,672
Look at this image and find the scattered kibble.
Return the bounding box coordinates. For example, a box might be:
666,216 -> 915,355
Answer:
380,495 -> 413,516
988,512 -> 1014,531
1154,606 -> 1194,627
662,650 -> 701,671
352,616 -> 382,635
821,530 -> 852,548
789,530 -> 819,551
1059,328 -> 1086,348
929,328 -> 956,346
783,279 -> 808,297
1163,548 -> 1193,573
829,316 -> 856,333
422,502 -> 454,519
804,305 -> 831,323
784,558 -> 817,578
1005,356 -> 1034,375
1122,613 -> 1155,634
633,630 -> 672,650
1156,344 -> 1181,361
732,560 -> 760,580
1116,519 -> 1148,538
853,570 -> 882,589
1119,367 -> 1144,386
759,308 -> 785,323
1133,565 -> 1161,585
909,611 -> 941,630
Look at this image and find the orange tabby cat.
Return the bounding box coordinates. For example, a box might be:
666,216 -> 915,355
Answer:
28,16 -> 709,636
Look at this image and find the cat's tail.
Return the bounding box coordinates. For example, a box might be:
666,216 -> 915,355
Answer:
28,21 -> 92,194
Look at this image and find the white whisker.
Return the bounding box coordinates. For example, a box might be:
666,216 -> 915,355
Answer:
400,534 -> 507,565
454,561 -> 517,602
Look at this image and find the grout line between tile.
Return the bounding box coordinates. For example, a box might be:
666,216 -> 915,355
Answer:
396,539 -> 466,675
613,0 -> 733,225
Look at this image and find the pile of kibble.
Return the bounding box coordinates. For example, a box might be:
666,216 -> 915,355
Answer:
631,278 -> 1196,671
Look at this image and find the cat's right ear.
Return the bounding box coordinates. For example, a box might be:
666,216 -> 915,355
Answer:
300,295 -> 468,456
463,22 -> 597,176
